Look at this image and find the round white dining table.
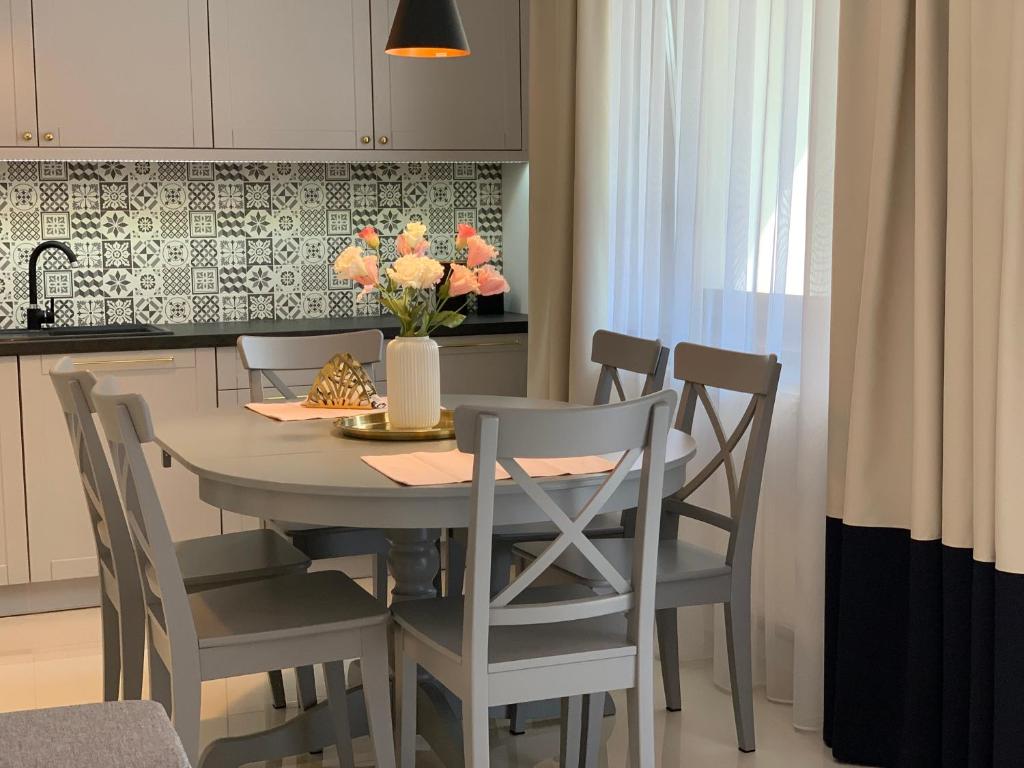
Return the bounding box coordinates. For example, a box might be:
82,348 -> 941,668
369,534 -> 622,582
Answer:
155,394 -> 697,768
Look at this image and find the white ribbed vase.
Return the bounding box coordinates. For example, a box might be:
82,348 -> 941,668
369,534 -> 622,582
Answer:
386,335 -> 441,429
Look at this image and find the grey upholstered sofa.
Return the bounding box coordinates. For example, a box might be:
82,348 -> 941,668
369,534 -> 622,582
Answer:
0,700 -> 190,767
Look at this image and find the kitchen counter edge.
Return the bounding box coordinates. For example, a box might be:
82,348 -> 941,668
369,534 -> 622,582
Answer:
0,313 -> 529,356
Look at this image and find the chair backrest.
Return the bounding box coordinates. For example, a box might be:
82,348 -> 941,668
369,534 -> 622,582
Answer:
671,342 -> 781,571
237,329 -> 385,402
92,377 -> 199,668
453,389 -> 677,673
49,358 -> 142,615
591,330 -> 669,405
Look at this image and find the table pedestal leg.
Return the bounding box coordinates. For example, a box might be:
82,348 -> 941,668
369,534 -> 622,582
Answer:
387,527 -> 441,601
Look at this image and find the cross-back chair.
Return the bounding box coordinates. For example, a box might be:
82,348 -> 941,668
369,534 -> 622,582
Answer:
51,357 -> 313,710
237,330 -> 392,604
91,376 -> 397,768
393,389 -> 677,768
446,329 -> 669,598
445,329 -> 669,736
517,341 -> 781,753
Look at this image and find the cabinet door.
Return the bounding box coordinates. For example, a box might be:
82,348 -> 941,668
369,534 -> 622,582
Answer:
370,0 -> 523,151
0,0 -> 36,147
32,0 -> 212,148
0,357 -> 28,586
22,349 -> 221,583
209,0 -> 373,149
438,334 -> 527,396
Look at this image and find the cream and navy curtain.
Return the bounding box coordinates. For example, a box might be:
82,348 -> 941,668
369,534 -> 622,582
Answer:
828,0 -> 1024,765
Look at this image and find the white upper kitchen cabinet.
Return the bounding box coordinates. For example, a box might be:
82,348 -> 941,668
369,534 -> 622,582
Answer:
21,350 -> 221,583
370,0 -> 524,151
31,0 -> 212,148
0,358 -> 28,586
0,0 -> 36,147
209,0 -> 374,150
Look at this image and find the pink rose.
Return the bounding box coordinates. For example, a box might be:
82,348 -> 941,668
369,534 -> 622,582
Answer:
466,235 -> 497,268
475,265 -> 509,296
447,263 -> 479,297
414,238 -> 430,256
396,233 -> 412,256
357,226 -> 380,250
455,223 -> 477,250
355,254 -> 379,300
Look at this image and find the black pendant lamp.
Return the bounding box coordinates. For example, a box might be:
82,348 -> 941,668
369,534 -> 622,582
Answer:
385,0 -> 470,58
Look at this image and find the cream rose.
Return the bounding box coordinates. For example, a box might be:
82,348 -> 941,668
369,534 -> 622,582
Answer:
334,245 -> 368,279
387,254 -> 444,290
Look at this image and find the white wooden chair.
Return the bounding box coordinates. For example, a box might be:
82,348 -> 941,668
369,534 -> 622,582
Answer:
517,342 -> 781,753
91,375 -> 397,768
393,389 -> 677,767
237,330 -> 392,604
446,329 -> 668,735
446,329 -> 669,598
50,357 -> 311,708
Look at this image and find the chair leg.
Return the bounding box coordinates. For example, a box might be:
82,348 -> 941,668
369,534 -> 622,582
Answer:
580,693 -> 605,766
725,593 -> 756,752
267,670 -> 287,709
100,594 -> 121,701
148,636 -> 172,716
395,630 -> 418,768
361,627 -> 397,768
655,607 -> 682,711
119,602 -> 145,701
462,696 -> 490,768
508,703 -> 527,735
295,665 -> 318,710
374,551 -> 390,603
490,542 -> 514,595
626,673 -> 655,768
447,530 -> 466,597
323,661 -> 356,768
169,664 -> 202,766
559,696 -> 583,768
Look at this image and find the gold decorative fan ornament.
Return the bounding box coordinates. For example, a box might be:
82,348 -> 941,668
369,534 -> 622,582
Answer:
303,353 -> 386,410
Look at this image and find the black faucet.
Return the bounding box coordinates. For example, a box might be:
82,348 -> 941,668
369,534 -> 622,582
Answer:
27,240 -> 77,330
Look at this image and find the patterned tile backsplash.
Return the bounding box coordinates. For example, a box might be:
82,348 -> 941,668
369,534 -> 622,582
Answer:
0,161 -> 503,329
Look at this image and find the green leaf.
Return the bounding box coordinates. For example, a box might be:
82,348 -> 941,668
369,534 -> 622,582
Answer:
431,311 -> 466,329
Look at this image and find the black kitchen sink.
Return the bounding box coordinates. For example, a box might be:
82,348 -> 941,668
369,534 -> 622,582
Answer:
0,324 -> 172,340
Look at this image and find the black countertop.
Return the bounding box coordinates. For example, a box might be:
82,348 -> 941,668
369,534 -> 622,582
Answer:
0,313 -> 528,356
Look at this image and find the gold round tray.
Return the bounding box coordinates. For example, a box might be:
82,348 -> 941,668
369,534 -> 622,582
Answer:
334,409 -> 455,441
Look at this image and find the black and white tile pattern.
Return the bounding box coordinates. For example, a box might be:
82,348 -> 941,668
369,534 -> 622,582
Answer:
0,161 -> 503,328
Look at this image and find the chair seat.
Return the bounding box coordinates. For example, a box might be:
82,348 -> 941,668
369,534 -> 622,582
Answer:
514,537 -> 731,588
191,570 -> 387,648
392,585 -> 635,673
176,528 -> 311,592
0,701 -> 189,768
491,511 -> 625,544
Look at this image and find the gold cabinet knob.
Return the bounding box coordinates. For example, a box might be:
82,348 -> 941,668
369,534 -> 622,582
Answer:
43,132 -> 54,142
378,135 -> 389,145
360,135 -> 371,144
21,131 -> 32,141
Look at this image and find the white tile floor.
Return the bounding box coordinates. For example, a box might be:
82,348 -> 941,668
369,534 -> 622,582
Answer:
0,604 -> 841,767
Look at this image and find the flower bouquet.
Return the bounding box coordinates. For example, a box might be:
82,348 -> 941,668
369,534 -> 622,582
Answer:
333,221 -> 510,428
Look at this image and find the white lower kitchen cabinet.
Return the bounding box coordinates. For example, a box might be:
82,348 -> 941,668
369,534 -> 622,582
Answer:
21,349 -> 220,583
0,357 -> 28,586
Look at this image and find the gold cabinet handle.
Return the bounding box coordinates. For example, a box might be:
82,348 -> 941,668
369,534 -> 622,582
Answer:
73,356 -> 175,367
43,132 -> 54,142
21,131 -> 32,142
360,135 -> 371,144
378,135 -> 389,145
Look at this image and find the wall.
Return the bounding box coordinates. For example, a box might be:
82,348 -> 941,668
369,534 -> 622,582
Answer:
0,160 -> 506,329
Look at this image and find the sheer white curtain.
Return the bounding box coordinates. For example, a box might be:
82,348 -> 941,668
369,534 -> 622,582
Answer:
568,0 -> 839,731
